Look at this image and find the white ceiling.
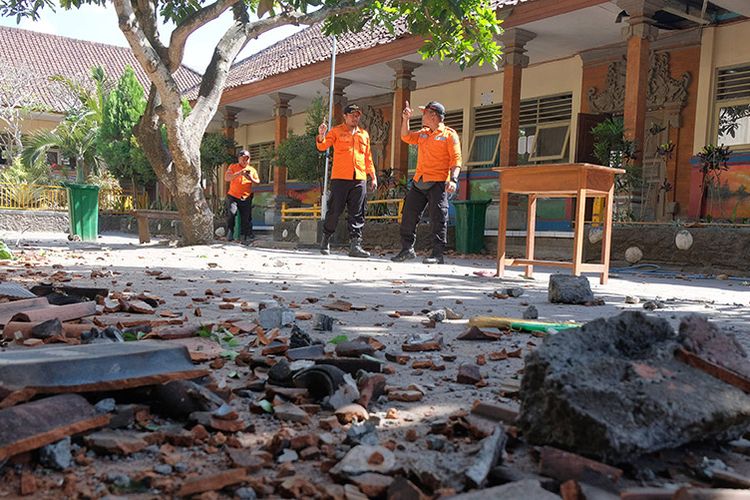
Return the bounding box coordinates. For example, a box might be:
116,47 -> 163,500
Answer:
218,1 -> 631,127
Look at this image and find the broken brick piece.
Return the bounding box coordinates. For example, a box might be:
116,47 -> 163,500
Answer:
539,446 -> 622,490
0,394 -> 109,461
84,430 -> 149,455
176,468 -> 248,497
19,471 -> 37,496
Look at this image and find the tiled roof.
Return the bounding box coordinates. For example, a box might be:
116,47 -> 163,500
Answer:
0,25 -> 202,114
221,22 -> 408,91
218,0 -> 537,93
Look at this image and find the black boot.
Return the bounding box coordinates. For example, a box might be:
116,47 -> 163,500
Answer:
348,238 -> 370,258
422,253 -> 444,264
391,248 -> 416,262
320,233 -> 331,255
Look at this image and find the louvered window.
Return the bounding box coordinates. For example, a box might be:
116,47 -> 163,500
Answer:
520,93 -> 573,164
247,141 -> 275,183
466,104 -> 502,167
715,65 -> 750,149
407,109 -> 464,173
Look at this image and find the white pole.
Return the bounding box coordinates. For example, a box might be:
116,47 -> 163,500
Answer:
321,36 -> 337,220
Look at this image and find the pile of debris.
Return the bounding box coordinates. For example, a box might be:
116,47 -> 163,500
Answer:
0,275 -> 749,499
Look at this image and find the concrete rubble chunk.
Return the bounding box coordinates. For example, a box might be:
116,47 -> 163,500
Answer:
39,437 -> 72,470
30,318 -> 62,339
448,479 -> 562,499
547,274 -> 594,305
0,341 -> 208,395
0,394 -> 110,461
312,313 -> 335,331
329,445 -> 396,478
523,305 -> 539,319
274,402 -> 310,423
259,307 -> 295,329
519,311 -> 750,462
327,373 -> 361,410
465,425 -> 507,489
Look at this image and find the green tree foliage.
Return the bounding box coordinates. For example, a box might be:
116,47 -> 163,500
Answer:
276,96 -> 326,185
200,132 -> 235,180
98,66 -> 154,191
22,66 -> 108,182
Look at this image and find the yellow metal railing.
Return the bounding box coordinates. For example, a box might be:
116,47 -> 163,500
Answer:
281,198 -> 404,223
281,203 -> 322,221
0,183 -> 149,212
364,198 -> 404,222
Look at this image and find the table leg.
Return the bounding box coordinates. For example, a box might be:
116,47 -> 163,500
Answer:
496,191 -> 509,278
600,186 -> 615,284
136,216 -> 150,244
572,188 -> 587,276
525,194 -> 537,278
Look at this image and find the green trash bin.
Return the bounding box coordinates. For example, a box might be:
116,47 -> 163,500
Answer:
451,199 -> 491,254
64,183 -> 100,241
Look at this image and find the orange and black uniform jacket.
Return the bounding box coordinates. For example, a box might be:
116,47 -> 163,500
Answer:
402,123 -> 462,182
226,163 -> 259,200
316,124 -> 376,181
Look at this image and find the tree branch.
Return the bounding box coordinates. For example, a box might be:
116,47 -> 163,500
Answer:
168,0 -> 242,73
186,1 -> 367,137
134,0 -> 168,63
114,0 -> 183,122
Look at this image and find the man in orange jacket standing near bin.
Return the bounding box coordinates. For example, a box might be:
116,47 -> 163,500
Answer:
316,104 -> 377,257
224,149 -> 260,244
392,101 -> 461,264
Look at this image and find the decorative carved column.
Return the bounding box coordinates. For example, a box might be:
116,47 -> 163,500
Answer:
219,106 -> 241,197
387,60 -> 420,180
270,92 -> 295,199
322,78 -> 352,125
499,29 -> 535,167
617,0 -> 663,157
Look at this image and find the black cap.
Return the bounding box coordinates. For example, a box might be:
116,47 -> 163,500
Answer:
343,104 -> 362,115
419,101 -> 446,117
238,149 -> 250,158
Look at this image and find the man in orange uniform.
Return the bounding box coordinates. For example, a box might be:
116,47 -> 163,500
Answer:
316,104 -> 377,258
392,101 -> 461,264
224,149 -> 260,244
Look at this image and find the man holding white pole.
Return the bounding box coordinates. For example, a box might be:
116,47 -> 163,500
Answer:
316,104 -> 377,257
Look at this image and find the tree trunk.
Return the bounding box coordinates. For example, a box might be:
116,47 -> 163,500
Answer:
171,150 -> 214,244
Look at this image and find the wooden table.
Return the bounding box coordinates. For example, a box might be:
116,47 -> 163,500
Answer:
494,163 -> 625,284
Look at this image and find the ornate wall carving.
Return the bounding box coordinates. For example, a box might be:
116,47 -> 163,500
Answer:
588,52 -> 691,125
360,105 -> 391,170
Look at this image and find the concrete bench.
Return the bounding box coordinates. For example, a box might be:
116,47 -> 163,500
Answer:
131,210 -> 181,244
